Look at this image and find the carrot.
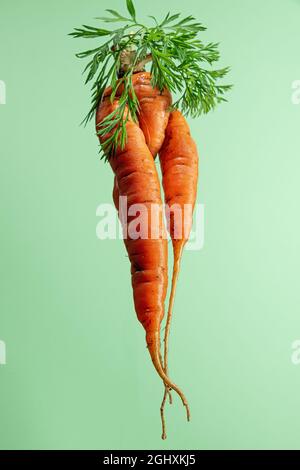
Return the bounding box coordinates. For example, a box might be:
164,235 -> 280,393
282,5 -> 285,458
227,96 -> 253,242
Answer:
113,171 -> 173,404
130,78 -> 198,438
71,0 -> 231,439
132,72 -> 172,157
130,75 -> 198,437
96,90 -> 190,420
159,110 -> 199,438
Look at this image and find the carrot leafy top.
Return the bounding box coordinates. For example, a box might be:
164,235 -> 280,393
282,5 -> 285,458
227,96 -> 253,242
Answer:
70,0 -> 231,158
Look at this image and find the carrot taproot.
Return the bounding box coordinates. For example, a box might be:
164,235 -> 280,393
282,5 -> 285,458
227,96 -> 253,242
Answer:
158,110 -> 199,438
129,78 -> 198,438
128,79 -> 198,438
96,91 -> 190,420
112,163 -> 173,406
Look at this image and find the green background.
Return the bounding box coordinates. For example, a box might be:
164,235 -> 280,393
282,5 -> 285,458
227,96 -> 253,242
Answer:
1,0 -> 300,450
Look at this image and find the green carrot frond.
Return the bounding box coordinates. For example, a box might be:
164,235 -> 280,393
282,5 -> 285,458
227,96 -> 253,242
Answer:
70,0 -> 232,159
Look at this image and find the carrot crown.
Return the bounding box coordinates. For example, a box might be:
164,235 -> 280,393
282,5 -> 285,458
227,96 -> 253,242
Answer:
70,0 -> 232,158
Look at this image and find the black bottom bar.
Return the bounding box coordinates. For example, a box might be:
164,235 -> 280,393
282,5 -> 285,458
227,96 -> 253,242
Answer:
0,450 -> 299,466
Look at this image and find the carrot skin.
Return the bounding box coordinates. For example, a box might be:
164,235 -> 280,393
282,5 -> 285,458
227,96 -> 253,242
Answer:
97,94 -> 168,334
158,110 -> 198,435
159,110 -> 199,247
104,72 -> 172,157
132,72 -> 172,157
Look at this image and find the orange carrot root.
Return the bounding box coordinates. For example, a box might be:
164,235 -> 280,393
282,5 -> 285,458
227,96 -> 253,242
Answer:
160,242 -> 185,439
158,338 -> 172,405
146,330 -> 190,434
158,110 -> 198,438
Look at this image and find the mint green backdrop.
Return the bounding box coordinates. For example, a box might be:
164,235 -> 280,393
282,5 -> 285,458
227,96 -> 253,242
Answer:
1,0 -> 300,450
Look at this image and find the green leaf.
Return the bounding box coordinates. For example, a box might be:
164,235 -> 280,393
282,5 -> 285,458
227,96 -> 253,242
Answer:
69,26 -> 112,38
160,13 -> 180,27
95,17 -> 124,23
126,0 -> 136,21
106,9 -> 129,19
76,45 -> 106,59
168,15 -> 206,32
148,15 -> 158,25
